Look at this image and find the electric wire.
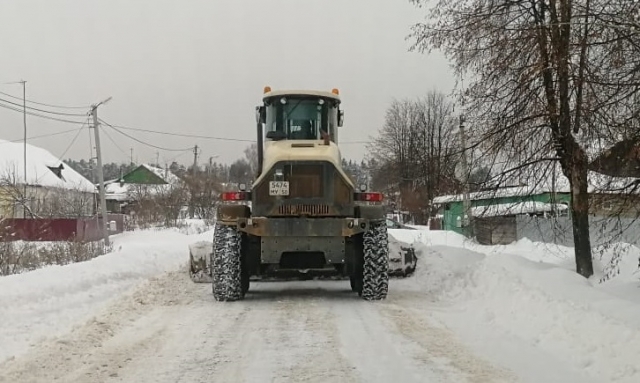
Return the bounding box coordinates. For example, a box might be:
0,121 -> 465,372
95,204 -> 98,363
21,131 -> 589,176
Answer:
0,96 -> 87,116
101,120 -> 194,152
98,118 -> 371,145
0,90 -> 92,110
98,119 -> 253,142
57,125 -> 87,161
0,128 -> 82,144
100,123 -> 131,158
0,101 -> 89,124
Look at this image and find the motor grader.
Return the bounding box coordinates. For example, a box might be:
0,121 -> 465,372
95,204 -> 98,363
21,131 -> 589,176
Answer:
189,87 -> 389,301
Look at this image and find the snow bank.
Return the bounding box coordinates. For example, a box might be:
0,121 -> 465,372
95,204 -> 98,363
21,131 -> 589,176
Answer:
0,227 -> 212,364
393,228 -> 640,383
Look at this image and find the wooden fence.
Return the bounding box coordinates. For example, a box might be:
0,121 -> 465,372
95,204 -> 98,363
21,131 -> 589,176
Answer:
0,214 -> 125,242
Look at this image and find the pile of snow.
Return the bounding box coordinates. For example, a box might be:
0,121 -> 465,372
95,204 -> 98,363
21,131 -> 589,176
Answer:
393,228 -> 640,383
0,227 -> 213,364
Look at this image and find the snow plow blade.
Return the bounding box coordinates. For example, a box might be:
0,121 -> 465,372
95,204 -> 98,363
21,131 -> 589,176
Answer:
189,241 -> 213,283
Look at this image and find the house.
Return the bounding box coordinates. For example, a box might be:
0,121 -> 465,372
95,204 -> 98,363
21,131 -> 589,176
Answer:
432,169 -> 639,244
104,164 -> 182,214
0,139 -> 97,218
433,186 -> 570,238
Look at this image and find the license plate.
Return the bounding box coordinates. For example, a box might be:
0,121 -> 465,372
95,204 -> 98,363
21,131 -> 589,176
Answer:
269,181 -> 289,196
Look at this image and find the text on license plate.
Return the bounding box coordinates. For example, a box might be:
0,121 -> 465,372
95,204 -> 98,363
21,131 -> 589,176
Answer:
269,181 -> 289,196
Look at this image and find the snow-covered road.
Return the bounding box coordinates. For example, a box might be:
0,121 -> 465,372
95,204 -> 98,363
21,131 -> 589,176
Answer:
0,268 -> 515,383
1,225 -> 639,383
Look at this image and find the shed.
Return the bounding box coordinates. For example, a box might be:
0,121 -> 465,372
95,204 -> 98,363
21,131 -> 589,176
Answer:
472,201 -> 568,245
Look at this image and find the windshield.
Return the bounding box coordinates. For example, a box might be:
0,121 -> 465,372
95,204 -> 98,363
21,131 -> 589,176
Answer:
266,98 -> 328,140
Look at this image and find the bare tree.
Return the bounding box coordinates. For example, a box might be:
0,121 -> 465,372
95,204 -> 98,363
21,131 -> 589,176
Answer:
368,90 -> 461,222
244,143 -> 260,178
0,168 -> 38,218
0,166 -> 95,219
409,0 -> 640,278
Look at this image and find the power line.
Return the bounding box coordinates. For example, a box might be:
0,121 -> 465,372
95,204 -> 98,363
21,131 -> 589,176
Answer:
0,96 -> 87,116
101,120 -> 194,152
99,119 -> 253,142
98,118 -> 371,145
58,125 -> 87,161
0,90 -> 91,110
0,128 -> 82,144
0,101 -> 88,125
100,123 -> 130,158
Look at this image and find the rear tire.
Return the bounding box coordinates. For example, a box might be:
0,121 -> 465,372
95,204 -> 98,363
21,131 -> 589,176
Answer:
361,222 -> 389,301
212,223 -> 244,301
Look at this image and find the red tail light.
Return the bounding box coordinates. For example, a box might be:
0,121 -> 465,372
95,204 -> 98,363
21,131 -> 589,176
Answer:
355,192 -> 384,202
221,191 -> 250,201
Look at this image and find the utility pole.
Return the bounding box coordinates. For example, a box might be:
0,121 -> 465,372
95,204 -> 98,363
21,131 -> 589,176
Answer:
156,151 -> 160,167
91,97 -> 112,249
459,115 -> 473,237
190,145 -> 198,218
130,148 -> 133,165
20,80 -> 28,218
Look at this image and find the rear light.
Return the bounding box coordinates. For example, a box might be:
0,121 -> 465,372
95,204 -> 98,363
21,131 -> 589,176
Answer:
221,191 -> 250,201
355,192 -> 384,202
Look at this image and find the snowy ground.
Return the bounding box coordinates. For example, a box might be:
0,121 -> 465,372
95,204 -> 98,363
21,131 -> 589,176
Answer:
0,224 -> 639,382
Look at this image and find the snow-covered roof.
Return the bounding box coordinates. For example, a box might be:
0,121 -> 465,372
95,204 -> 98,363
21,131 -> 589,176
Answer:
433,186 -> 530,204
471,201 -> 568,218
434,170 -> 639,204
140,164 -> 181,185
0,139 -> 96,193
104,164 -> 181,201
104,182 -> 176,202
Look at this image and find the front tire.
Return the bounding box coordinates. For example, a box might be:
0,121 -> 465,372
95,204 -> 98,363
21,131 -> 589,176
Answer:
212,223 -> 244,301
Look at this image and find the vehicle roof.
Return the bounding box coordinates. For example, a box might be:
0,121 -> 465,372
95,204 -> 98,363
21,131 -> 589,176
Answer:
263,89 -> 341,102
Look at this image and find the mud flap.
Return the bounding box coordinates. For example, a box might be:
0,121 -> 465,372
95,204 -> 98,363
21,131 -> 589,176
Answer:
189,241 -> 213,283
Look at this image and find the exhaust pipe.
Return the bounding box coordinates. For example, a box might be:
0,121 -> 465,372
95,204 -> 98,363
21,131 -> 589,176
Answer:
256,107 -> 264,178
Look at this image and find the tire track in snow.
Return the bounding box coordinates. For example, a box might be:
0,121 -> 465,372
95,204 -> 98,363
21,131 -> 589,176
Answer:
0,270 -> 516,383
0,268 -> 196,383
269,293 -> 358,382
379,302 -> 519,383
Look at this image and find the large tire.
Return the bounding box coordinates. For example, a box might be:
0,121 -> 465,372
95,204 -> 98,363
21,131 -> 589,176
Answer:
361,222 -> 389,301
212,223 -> 244,301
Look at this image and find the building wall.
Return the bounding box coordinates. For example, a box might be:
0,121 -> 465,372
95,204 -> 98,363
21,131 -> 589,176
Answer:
589,193 -> 640,218
0,185 -> 96,218
475,216 -> 517,245
440,192 -> 572,235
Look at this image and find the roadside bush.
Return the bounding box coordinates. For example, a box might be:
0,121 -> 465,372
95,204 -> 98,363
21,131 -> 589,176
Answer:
0,240 -> 106,276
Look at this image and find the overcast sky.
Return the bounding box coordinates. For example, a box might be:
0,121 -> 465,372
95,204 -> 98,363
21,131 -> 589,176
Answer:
0,0 -> 455,167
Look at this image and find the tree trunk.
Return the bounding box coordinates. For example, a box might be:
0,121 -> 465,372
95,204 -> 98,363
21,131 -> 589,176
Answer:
569,149 -> 594,278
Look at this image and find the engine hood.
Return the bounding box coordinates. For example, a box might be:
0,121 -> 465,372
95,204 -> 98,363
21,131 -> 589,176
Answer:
254,140 -> 355,188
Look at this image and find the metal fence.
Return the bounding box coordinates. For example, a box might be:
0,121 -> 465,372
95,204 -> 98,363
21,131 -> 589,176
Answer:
516,215 -> 640,247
